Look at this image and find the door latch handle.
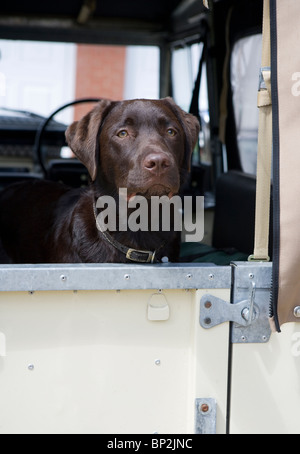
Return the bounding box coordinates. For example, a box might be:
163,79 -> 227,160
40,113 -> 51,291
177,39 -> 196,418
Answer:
200,282 -> 258,329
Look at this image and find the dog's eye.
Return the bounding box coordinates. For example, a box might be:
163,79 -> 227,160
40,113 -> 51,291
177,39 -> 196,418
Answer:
167,128 -> 176,137
117,130 -> 128,138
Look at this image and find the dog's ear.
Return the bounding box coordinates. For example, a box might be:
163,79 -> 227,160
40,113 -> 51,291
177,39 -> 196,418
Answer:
65,99 -> 114,181
162,97 -> 200,172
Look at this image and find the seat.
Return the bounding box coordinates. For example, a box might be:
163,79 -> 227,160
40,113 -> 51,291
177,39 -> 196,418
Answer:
180,170 -> 272,264
0,171 -> 42,191
212,170 -> 272,257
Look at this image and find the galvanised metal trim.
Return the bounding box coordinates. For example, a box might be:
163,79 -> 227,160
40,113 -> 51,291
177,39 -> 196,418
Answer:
195,398 -> 217,434
0,263 -> 231,292
199,262 -> 273,343
231,261 -> 272,289
230,262 -> 272,343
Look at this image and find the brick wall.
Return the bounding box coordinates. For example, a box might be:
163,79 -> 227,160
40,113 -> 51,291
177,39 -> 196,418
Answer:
74,44 -> 126,120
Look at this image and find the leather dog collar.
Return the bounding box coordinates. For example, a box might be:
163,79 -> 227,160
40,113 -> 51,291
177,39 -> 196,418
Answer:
93,201 -> 165,263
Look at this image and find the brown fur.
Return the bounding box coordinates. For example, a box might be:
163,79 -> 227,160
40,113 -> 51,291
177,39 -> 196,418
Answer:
0,98 -> 199,263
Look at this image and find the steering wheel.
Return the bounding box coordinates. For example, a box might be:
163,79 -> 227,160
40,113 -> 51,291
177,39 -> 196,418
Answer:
34,98 -> 102,176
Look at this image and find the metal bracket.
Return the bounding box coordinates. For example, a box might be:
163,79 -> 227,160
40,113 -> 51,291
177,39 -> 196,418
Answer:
200,282 -> 258,329
200,263 -> 272,344
195,398 -> 217,434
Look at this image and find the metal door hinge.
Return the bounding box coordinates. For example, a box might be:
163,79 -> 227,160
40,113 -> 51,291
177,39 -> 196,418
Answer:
200,263 -> 272,343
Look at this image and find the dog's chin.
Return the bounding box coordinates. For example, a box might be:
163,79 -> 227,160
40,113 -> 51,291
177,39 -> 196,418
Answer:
128,184 -> 178,200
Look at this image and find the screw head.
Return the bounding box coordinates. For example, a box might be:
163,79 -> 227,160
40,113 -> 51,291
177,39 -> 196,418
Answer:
294,306 -> 300,318
200,403 -> 210,413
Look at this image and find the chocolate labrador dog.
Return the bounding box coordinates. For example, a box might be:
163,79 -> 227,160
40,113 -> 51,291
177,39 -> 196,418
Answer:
0,97 -> 199,263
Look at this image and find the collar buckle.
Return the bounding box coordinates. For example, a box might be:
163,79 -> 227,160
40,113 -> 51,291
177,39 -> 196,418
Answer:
126,248 -> 156,263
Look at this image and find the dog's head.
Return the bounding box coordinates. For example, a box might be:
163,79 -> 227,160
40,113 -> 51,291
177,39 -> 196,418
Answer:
66,98 -> 200,198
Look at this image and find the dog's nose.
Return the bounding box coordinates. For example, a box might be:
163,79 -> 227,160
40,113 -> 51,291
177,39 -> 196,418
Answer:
143,153 -> 171,175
